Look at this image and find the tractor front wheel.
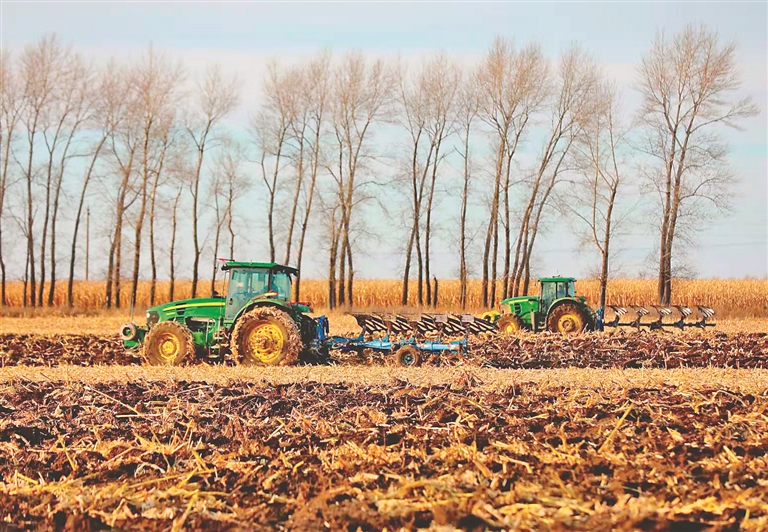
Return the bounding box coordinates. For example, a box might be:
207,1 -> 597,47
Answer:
231,307 -> 301,366
497,314 -> 524,334
547,303 -> 590,334
143,321 -> 195,366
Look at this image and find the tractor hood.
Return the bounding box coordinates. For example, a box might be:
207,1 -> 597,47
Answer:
500,296 -> 538,306
146,297 -> 226,325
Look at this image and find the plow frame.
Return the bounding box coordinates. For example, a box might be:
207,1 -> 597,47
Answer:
318,312 -> 485,363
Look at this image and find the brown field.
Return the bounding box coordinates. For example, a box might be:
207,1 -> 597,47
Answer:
1,306 -> 766,530
4,277 -> 768,318
0,372 -> 766,530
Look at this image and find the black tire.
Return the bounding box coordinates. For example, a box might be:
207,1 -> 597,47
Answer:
547,302 -> 590,333
496,314 -> 524,334
396,345 -> 421,367
142,321 -> 195,366
231,307 -> 301,366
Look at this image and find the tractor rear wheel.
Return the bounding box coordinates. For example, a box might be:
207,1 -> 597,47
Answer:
547,303 -> 590,334
497,314 -> 524,334
396,345 -> 421,367
231,307 -> 301,366
143,321 -> 195,366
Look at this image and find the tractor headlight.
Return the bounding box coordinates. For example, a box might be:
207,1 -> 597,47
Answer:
146,311 -> 159,328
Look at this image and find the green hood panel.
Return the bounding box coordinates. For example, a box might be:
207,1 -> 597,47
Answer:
500,296 -> 539,306
149,298 -> 226,321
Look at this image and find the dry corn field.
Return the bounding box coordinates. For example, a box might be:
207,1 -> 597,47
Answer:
1,313 -> 767,530
5,278 -> 768,317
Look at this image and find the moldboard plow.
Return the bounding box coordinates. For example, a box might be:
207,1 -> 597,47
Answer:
603,305 -> 716,330
321,313 -> 497,367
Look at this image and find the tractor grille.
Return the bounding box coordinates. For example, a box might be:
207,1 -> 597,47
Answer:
513,303 -> 522,315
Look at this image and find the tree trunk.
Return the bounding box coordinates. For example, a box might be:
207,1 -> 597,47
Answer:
67,136 -> 105,307
169,190 -> 181,302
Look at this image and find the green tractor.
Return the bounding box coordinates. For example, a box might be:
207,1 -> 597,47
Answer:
494,277 -> 596,334
120,261 -> 326,366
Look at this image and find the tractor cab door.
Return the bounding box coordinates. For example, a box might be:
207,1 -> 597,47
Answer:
540,280 -> 575,314
225,268 -> 270,321
540,281 -> 557,314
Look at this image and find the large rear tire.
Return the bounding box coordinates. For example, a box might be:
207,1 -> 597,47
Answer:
231,307 -> 301,366
143,321 -> 195,366
547,303 -> 590,334
496,314 -> 524,334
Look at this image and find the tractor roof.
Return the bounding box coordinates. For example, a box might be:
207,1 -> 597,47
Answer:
539,276 -> 577,283
222,261 -> 299,275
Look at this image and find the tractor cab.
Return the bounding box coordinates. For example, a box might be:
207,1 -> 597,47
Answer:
539,277 -> 576,314
220,261 -> 297,321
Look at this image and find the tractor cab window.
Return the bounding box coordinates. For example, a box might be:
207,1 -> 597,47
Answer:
271,271 -> 292,300
226,268 -> 270,320
540,281 -> 575,312
558,282 -> 574,298
541,282 -> 557,311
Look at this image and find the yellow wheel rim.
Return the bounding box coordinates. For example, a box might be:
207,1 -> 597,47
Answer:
158,333 -> 181,361
247,322 -> 285,364
503,322 -> 518,333
557,313 -> 582,333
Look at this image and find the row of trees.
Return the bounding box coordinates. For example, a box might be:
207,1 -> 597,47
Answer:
0,24 -> 757,310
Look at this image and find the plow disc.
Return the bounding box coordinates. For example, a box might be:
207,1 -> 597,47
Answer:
604,305 -> 715,330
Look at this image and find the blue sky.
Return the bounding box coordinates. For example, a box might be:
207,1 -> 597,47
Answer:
2,1 -> 766,280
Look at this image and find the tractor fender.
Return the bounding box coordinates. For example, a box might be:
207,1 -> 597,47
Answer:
546,297 -> 586,317
232,298 -> 293,325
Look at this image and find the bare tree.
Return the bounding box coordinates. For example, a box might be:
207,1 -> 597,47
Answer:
286,53 -> 331,301
17,35 -> 70,306
209,138 -> 247,292
187,64 -> 239,298
560,81 -> 628,310
44,55 -> 93,306
637,24 -> 758,304
510,44 -> 598,297
0,50 -> 23,305
253,61 -> 294,263
66,63 -> 122,307
398,54 -> 461,306
327,52 -> 395,308
126,48 -> 183,310
477,38 -> 548,306
456,75 -> 480,310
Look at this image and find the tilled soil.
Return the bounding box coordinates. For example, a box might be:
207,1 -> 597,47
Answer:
1,331 -> 767,369
0,380 -> 765,531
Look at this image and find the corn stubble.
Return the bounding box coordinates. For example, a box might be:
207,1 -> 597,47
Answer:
0,379 -> 765,530
2,331 -> 768,369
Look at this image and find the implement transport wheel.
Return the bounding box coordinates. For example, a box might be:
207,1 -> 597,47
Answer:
497,314 -> 524,334
143,321 -> 195,366
547,303 -> 589,334
231,307 -> 301,366
396,345 -> 421,367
